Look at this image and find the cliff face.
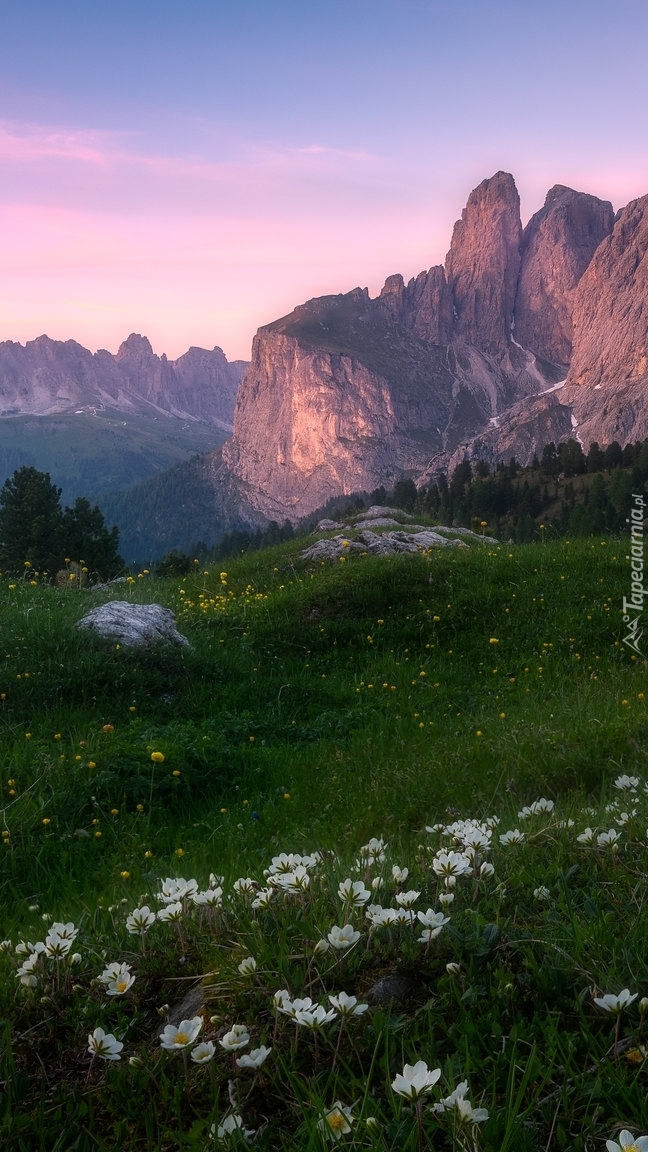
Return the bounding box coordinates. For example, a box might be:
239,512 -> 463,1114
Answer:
445,171 -> 522,356
514,185 -> 614,365
0,333 -> 247,428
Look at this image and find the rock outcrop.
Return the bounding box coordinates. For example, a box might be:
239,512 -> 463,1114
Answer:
76,602 -> 190,648
445,171 -> 522,356
514,186 -> 614,365
0,333 -> 247,428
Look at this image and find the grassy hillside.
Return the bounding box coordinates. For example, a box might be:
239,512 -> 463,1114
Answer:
1,535 -> 646,1149
0,410 -> 229,505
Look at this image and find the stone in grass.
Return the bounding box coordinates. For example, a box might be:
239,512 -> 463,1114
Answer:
366,968 -> 419,1006
76,601 -> 190,648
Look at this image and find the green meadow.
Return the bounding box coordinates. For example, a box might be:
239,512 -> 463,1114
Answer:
1,535 -> 647,1150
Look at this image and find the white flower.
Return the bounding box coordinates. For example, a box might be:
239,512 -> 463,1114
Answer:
392,865 -> 409,885
606,1132 -> 648,1151
236,1045 -> 271,1068
159,1016 -> 203,1049
251,887 -> 274,909
392,1060 -> 441,1099
106,971 -> 136,996
499,829 -> 525,845
417,908 -> 450,941
314,938 -> 331,954
272,989 -> 292,1010
395,889 -> 420,909
157,901 -> 183,922
365,904 -> 397,928
233,877 -> 256,895
577,827 -> 596,844
479,861 -> 495,878
432,851 -> 472,880
278,995 -> 313,1020
43,932 -> 72,960
238,956 -> 257,976
209,872 -> 224,888
438,891 -> 455,906
614,775 -> 639,793
88,1027 -> 123,1061
50,922 -> 78,942
593,989 -> 638,1014
191,1041 -> 215,1064
597,828 -> 620,848
533,886 -> 550,901
16,952 -> 40,986
327,924 -> 361,950
192,887 -> 223,907
357,837 -> 386,865
215,1113 -> 255,1141
433,1080 -> 489,1122
329,991 -> 368,1016
126,906 -> 156,934
338,878 -> 371,906
294,1004 -> 337,1029
317,1102 -> 354,1141
271,865 -> 310,893
98,961 -> 132,985
392,907 -> 416,926
219,1024 -> 250,1051
156,877 -> 198,903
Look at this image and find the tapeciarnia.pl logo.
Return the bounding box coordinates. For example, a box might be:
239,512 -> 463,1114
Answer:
622,493 -> 646,655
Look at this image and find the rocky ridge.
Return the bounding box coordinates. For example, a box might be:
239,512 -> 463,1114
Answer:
222,169 -> 634,519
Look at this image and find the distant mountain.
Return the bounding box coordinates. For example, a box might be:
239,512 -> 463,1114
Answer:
0,333 -> 248,517
0,333 -> 247,428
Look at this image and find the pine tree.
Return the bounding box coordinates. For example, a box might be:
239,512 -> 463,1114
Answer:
60,497 -> 125,579
0,466 -> 63,573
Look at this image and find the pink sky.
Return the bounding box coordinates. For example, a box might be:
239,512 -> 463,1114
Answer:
2,1 -> 648,362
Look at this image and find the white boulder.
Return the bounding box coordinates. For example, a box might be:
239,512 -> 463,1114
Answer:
76,602 -> 190,648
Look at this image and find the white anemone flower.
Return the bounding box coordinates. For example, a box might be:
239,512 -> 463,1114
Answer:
577,827 -> 596,844
219,1024 -> 250,1051
192,887 -> 223,907
157,901 -> 183,922
338,878 -> 372,906
392,865 -> 409,885
395,890 -> 420,909
438,892 -> 455,906
606,1132 -> 648,1151
417,908 -> 450,942
43,933 -> 72,960
432,851 -> 472,880
49,922 -> 78,942
294,1004 -> 337,1029
233,877 -> 257,896
157,877 -> 198,903
317,1102 -> 354,1142
159,1016 -> 203,1049
597,828 -> 621,848
329,991 -> 369,1016
251,887 -> 274,909
106,971 -> 136,996
271,866 -> 310,894
278,996 -> 313,1020
365,904 -> 397,928
237,956 -> 257,976
499,829 -> 525,845
215,1113 -> 256,1141
191,1041 -> 216,1064
392,1060 -> 441,1099
593,989 -> 638,1013
16,951 -> 40,986
98,961 -> 132,985
357,837 -> 386,865
327,924 -> 361,950
88,1027 -> 123,1061
614,775 -> 640,793
272,989 -> 292,1010
236,1045 -> 272,1068
126,906 -> 156,934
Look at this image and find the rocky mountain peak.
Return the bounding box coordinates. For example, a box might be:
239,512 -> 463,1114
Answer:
116,333 -> 155,360
514,185 -> 614,365
445,170 -> 522,356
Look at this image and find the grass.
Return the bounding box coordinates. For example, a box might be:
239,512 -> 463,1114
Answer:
1,534 -> 647,1150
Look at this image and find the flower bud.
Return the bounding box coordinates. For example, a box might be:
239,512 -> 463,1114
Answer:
639,997 -> 648,1015
446,962 -> 461,975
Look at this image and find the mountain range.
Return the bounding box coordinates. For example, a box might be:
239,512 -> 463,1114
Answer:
3,170 -> 647,558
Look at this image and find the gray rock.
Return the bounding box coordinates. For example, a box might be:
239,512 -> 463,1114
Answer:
316,518 -> 346,531
76,601 -> 190,648
432,525 -> 499,544
300,536 -> 365,562
367,968 -> 419,1006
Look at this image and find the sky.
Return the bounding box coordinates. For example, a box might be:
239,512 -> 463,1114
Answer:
1,0 -> 648,362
